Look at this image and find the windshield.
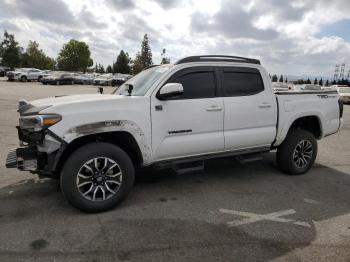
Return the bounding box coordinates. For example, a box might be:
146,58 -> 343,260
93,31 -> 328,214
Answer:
339,87 -> 350,93
114,65 -> 173,96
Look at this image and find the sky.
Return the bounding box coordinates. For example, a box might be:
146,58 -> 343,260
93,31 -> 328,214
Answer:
0,0 -> 350,78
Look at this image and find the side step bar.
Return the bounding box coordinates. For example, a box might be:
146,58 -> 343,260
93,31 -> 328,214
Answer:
173,161 -> 204,175
235,153 -> 264,164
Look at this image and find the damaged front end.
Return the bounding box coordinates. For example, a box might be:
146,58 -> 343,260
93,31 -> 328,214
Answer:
5,99 -> 64,176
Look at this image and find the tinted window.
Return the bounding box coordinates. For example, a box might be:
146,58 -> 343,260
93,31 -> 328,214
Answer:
170,71 -> 215,99
223,71 -> 264,96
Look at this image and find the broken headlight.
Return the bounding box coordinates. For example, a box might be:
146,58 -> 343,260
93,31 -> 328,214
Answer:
19,114 -> 62,131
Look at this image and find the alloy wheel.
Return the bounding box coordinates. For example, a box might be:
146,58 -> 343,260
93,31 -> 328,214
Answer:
292,140 -> 313,169
76,157 -> 123,201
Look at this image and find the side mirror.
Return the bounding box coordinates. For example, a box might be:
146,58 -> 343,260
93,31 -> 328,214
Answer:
158,83 -> 184,100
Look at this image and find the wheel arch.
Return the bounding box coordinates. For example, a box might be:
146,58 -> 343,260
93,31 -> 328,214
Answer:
53,131 -> 144,176
286,115 -> 323,140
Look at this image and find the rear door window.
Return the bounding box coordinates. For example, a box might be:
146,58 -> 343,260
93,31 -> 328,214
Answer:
221,67 -> 264,96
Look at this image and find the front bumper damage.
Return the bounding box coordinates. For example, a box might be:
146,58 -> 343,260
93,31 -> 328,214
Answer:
6,147 -> 38,171
6,126 -> 64,177
5,99 -> 65,177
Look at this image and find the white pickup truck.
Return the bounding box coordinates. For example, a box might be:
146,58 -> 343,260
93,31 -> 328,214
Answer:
6,55 -> 343,212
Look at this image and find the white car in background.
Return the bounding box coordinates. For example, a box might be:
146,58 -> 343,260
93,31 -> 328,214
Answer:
293,84 -> 322,91
7,68 -> 47,82
337,86 -> 350,104
272,82 -> 289,91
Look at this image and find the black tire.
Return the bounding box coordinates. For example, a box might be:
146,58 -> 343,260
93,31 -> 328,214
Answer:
60,143 -> 135,212
277,129 -> 317,175
56,80 -> 60,85
21,76 -> 27,82
38,76 -> 43,82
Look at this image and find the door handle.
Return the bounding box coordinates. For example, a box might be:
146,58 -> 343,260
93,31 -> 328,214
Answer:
258,102 -> 272,108
206,106 -> 222,111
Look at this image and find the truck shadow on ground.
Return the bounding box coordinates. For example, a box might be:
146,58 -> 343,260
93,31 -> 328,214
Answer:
0,153 -> 349,261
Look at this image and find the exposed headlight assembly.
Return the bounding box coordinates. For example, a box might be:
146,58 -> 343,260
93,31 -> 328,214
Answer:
19,114 -> 62,131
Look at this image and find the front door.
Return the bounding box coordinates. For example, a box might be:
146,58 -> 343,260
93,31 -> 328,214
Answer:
151,66 -> 224,161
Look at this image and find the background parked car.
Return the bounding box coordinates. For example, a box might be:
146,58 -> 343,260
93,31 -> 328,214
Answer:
0,66 -> 11,77
41,72 -> 78,85
110,74 -> 132,86
337,86 -> 350,104
7,68 -> 46,82
272,82 -> 289,91
293,84 -> 322,91
73,74 -> 95,85
93,73 -> 114,86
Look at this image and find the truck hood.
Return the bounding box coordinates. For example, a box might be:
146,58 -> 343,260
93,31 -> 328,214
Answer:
31,94 -> 120,107
19,94 -> 128,115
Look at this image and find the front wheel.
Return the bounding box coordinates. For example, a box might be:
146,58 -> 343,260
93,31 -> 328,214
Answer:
60,143 -> 135,212
276,129 -> 317,175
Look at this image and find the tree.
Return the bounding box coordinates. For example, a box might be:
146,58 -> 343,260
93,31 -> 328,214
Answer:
271,74 -> 278,82
325,79 -> 329,87
160,48 -> 170,64
314,78 -> 318,85
319,78 -> 323,86
113,50 -> 131,74
106,65 -> 113,73
100,64 -> 105,74
57,39 -> 93,72
306,78 -> 311,84
279,74 -> 283,82
132,34 -> 153,74
94,63 -> 105,74
285,77 -> 288,83
22,41 -> 55,69
0,30 -> 22,68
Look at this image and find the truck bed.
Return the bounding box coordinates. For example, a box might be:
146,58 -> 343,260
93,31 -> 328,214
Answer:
274,90 -> 341,146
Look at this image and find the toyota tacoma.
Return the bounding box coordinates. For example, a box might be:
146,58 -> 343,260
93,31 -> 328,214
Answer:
6,55 -> 343,212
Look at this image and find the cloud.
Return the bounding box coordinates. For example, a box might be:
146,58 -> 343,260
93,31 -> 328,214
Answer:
105,0 -> 135,11
14,0 -> 75,25
191,9 -> 278,41
153,0 -> 183,9
0,0 -> 349,76
0,21 -> 20,32
79,8 -> 108,29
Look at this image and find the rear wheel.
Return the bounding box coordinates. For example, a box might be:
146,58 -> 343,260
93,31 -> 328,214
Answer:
20,76 -> 27,82
60,143 -> 135,212
277,129 -> 317,175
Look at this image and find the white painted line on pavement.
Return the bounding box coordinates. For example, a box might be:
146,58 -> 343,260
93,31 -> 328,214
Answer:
219,208 -> 311,228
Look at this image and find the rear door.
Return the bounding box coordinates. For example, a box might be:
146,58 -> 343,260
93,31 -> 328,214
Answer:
219,66 -> 277,150
151,66 -> 224,161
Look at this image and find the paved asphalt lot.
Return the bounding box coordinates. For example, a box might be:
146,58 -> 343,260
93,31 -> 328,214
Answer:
0,79 -> 349,262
